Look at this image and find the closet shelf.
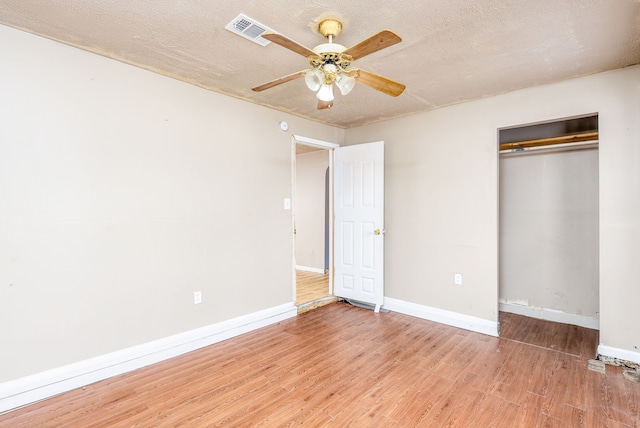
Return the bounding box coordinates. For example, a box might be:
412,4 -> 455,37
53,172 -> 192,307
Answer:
500,132 -> 599,150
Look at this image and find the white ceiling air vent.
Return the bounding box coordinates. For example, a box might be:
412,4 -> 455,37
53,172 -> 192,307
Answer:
225,14 -> 274,46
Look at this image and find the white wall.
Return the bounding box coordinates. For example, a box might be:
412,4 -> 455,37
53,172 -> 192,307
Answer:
345,66 -> 640,358
0,25 -> 344,382
499,148 -> 599,320
295,150 -> 329,271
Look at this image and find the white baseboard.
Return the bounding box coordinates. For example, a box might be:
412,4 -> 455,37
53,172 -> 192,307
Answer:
295,265 -> 325,274
383,297 -> 499,337
597,345 -> 640,365
0,302 -> 297,414
499,302 -> 599,330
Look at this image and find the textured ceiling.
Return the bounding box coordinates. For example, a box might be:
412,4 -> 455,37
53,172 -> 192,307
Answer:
1,0 -> 639,128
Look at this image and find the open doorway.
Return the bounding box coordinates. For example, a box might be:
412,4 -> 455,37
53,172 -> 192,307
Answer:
292,136 -> 338,312
498,115 -> 600,358
292,136 -> 386,313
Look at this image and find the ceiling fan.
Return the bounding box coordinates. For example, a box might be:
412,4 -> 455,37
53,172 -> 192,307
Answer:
251,19 -> 406,110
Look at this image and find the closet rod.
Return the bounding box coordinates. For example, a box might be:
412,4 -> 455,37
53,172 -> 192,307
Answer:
499,140 -> 598,154
499,131 -> 599,151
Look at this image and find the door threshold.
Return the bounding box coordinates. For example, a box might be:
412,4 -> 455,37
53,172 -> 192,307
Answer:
343,298 -> 389,313
297,296 -> 338,314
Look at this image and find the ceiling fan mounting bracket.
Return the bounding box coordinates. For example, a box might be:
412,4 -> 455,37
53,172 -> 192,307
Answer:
318,19 -> 343,39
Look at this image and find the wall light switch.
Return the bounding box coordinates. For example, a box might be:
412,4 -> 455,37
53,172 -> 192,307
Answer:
454,274 -> 462,285
284,198 -> 291,210
194,291 -> 202,304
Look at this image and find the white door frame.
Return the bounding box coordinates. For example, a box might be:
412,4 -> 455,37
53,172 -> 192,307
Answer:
291,135 -> 339,304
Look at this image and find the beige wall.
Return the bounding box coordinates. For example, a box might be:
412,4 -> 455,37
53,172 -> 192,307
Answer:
345,66 -> 640,355
0,25 -> 344,382
2,22 -> 639,384
499,148 -> 599,318
295,150 -> 329,271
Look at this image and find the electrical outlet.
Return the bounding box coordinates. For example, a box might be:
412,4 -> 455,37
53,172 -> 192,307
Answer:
194,291 -> 202,304
454,274 -> 462,285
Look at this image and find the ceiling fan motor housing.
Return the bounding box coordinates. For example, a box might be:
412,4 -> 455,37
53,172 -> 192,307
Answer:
312,42 -> 346,55
309,51 -> 355,85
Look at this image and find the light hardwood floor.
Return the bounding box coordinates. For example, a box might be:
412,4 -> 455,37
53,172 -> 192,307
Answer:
1,302 -> 638,427
295,270 -> 330,305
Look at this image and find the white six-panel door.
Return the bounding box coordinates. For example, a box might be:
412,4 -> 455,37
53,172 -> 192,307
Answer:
334,141 -> 384,312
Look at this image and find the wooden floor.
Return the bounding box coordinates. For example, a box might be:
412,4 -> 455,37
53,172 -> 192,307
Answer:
1,302 -> 638,427
499,311 -> 599,359
295,270 -> 330,305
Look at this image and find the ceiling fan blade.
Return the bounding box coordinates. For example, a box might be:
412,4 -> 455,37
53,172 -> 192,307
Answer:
252,70 -> 306,92
343,30 -> 402,60
317,99 -> 333,110
261,32 -> 317,58
356,69 -> 406,97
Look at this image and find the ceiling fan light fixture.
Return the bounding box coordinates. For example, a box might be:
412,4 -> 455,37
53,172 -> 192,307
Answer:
316,83 -> 334,102
304,69 -> 323,91
322,63 -> 338,74
336,74 -> 356,95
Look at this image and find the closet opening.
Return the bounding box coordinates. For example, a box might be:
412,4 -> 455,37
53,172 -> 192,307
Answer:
498,114 -> 600,358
